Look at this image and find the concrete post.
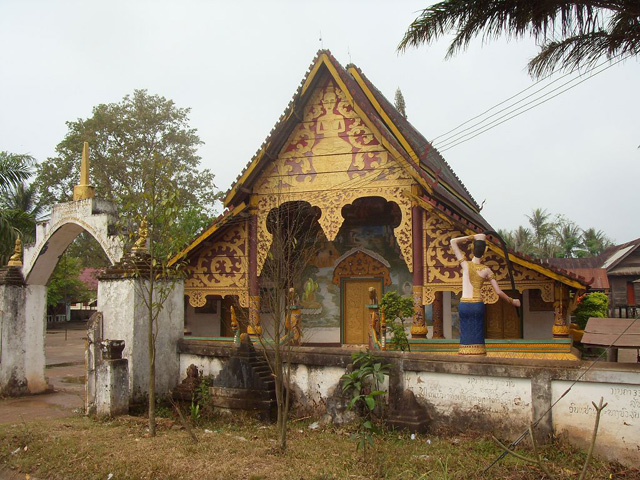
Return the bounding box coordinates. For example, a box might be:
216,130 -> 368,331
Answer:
96,358 -> 129,416
24,284 -> 47,392
0,266 -> 29,395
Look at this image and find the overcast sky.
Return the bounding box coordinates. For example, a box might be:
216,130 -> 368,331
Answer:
1,1 -> 638,244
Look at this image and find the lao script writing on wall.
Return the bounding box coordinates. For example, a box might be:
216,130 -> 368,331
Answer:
405,371 -> 531,421
551,380 -> 640,465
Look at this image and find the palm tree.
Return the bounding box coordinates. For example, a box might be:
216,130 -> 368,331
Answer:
0,152 -> 32,192
512,225 -> 535,256
398,1 -> 640,78
527,208 -> 556,257
0,152 -> 36,264
555,219 -> 582,257
581,227 -> 613,256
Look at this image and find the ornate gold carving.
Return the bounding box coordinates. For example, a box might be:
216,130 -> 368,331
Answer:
186,290 -> 248,308
184,222 -> 249,309
423,213 -> 555,303
185,222 -> 248,291
332,249 -> 392,285
253,76 -> 414,274
481,284 -> 499,305
540,283 -> 554,303
188,290 -> 207,308
410,285 -> 427,337
248,295 -> 262,336
458,344 -> 487,355
255,187 -> 413,274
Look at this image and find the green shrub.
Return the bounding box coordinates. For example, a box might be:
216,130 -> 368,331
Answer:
341,350 -> 390,457
573,292 -> 608,330
380,291 -> 413,351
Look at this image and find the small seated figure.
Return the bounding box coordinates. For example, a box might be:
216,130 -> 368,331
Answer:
450,234 -> 521,355
172,364 -> 201,401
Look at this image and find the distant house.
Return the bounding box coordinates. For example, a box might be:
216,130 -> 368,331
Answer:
545,238 -> 640,318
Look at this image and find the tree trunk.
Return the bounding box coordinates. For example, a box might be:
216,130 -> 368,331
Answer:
148,277 -> 156,437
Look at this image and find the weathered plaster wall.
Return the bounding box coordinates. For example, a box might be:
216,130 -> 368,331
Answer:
184,302 -> 220,337
24,285 -> 47,393
179,353 -> 225,378
0,284 -> 27,395
552,378 -> 640,466
99,278 -> 183,402
522,291 -> 555,339
177,341 -> 640,466
405,371 -> 531,436
290,363 -> 346,413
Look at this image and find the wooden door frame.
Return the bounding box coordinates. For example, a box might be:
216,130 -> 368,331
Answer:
340,277 -> 384,344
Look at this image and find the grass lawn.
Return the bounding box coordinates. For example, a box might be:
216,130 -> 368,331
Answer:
0,413 -> 635,480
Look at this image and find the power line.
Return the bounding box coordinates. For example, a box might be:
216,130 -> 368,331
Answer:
431,64 -> 578,143
432,54 -> 630,152
438,55 -> 630,152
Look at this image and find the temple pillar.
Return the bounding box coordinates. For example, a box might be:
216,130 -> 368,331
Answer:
432,291 -> 445,339
247,205 -> 262,336
410,204 -> 427,338
552,283 -> 570,338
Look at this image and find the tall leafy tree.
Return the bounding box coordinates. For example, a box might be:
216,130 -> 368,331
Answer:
398,1 -> 640,78
34,90 -> 219,241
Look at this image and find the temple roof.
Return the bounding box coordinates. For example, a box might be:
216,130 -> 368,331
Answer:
223,50 -> 488,230
175,51 -> 588,289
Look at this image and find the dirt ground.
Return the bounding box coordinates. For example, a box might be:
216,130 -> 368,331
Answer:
0,324 -> 85,424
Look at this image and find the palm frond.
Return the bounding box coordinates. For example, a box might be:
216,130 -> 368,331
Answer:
398,0 -> 638,76
0,152 -> 34,192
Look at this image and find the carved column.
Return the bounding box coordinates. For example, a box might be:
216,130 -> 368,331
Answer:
552,283 -> 570,338
247,205 -> 262,336
432,291 -> 445,338
410,204 -> 427,338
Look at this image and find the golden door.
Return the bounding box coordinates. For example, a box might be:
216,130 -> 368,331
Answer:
485,291 -> 521,339
343,279 -> 382,344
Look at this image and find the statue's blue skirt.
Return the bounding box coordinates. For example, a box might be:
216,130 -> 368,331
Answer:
459,301 -> 485,350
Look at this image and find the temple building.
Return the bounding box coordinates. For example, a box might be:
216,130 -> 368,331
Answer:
175,50 -> 588,359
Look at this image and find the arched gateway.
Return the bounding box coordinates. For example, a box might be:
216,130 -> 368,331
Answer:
0,143 -> 123,394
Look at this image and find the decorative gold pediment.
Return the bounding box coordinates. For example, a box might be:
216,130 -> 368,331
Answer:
252,76 -> 415,275
185,222 -> 248,291
332,249 -> 392,286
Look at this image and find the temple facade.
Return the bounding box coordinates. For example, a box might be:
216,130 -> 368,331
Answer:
176,51 -> 588,358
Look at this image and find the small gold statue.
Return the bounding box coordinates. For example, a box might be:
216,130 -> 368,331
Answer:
7,237 -> 23,267
132,218 -> 149,252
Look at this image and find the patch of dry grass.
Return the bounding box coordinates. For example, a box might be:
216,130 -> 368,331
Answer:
0,414 -> 634,480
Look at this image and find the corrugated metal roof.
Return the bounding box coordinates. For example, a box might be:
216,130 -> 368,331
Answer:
602,245 -> 635,269
582,317 -> 640,347
567,268 -> 609,290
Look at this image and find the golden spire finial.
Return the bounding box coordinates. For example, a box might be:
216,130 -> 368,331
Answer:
73,141 -> 96,201
7,237 -> 23,267
132,218 -> 149,253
